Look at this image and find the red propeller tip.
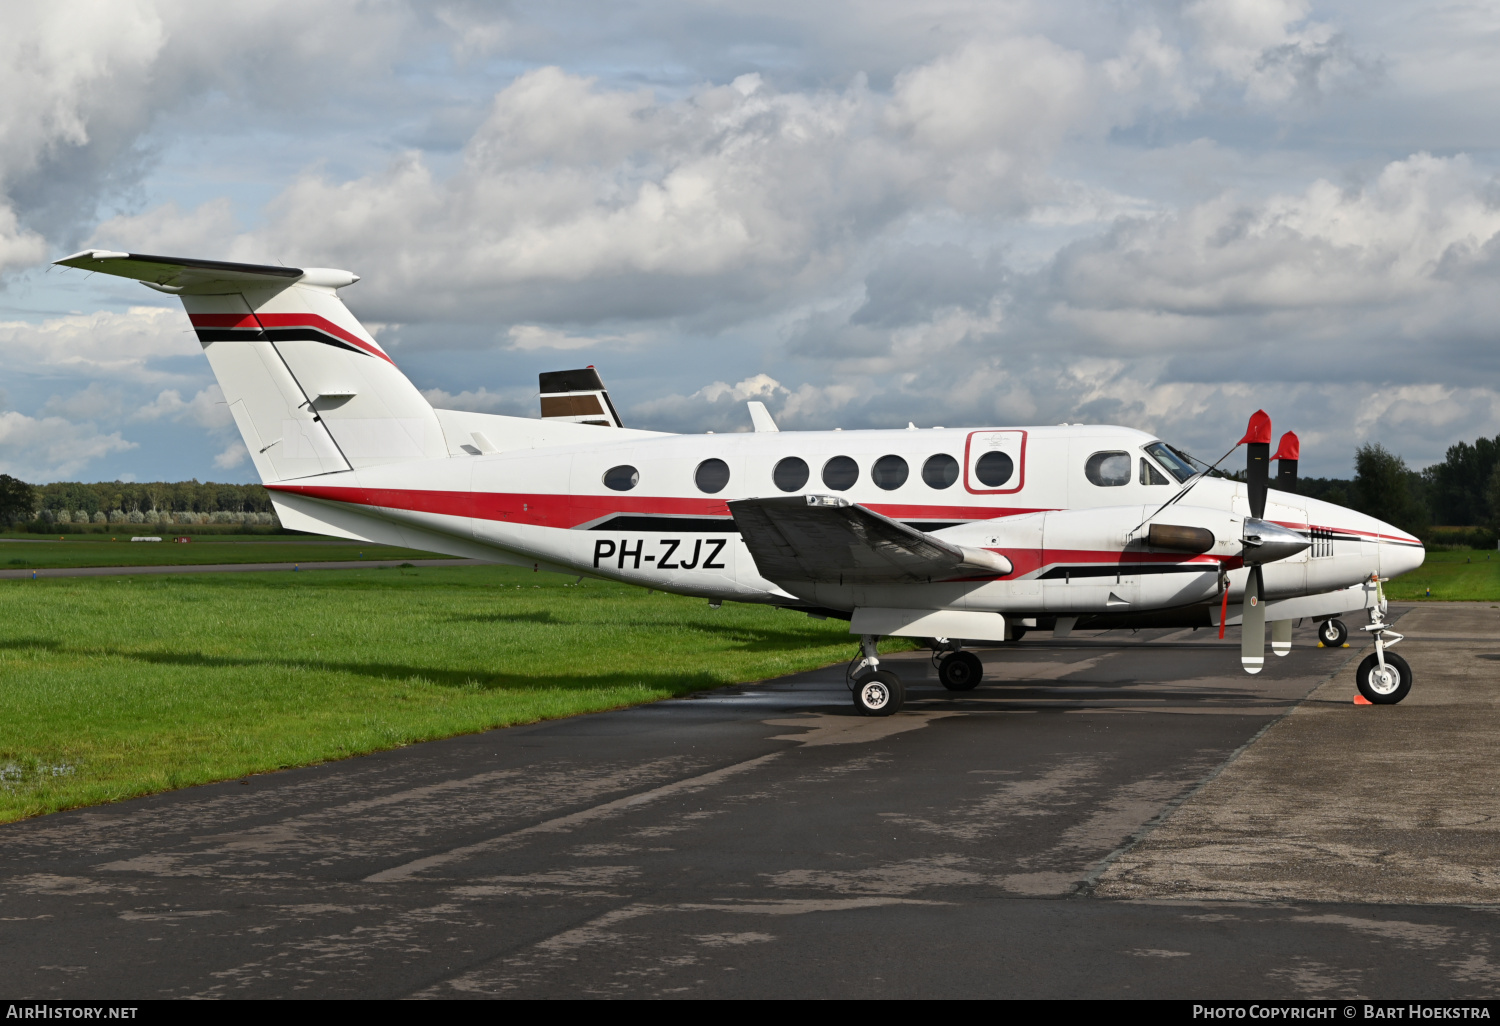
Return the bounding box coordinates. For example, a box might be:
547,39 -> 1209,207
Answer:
1238,410 -> 1272,445
1272,431 -> 1300,462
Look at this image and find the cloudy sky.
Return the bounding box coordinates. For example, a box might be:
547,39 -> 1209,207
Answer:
3,0 -> 1499,483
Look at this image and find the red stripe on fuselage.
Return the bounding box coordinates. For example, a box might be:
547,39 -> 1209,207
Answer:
267,484 -> 1051,532
189,312 -> 394,365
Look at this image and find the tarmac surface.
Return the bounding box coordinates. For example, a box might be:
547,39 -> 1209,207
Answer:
3,602 -> 1498,999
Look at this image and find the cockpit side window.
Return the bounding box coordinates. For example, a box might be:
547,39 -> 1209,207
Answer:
1144,441 -> 1195,483
1140,458 -> 1170,486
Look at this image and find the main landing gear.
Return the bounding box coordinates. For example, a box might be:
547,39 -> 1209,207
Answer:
1317,618 -> 1348,647
849,634 -> 905,716
937,650 -> 984,691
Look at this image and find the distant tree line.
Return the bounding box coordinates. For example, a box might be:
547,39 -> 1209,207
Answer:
0,477 -> 279,529
4,434 -> 1500,544
1282,436 -> 1500,547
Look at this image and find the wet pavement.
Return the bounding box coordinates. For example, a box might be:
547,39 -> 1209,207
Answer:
4,606 -> 1497,999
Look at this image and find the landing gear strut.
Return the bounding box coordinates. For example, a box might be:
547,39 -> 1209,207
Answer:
1355,580 -> 1411,704
1317,618 -> 1348,647
850,634 -> 904,716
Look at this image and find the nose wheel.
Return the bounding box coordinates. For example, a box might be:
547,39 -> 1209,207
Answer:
1356,651 -> 1411,704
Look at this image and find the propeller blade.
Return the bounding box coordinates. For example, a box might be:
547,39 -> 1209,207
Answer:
1239,410 -> 1272,519
1273,431 -> 1299,494
1241,566 -> 1265,674
1271,618 -> 1291,657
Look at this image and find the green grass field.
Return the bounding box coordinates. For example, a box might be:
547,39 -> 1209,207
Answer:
0,536 -> 439,569
1384,548 -> 1500,601
0,565 -> 883,823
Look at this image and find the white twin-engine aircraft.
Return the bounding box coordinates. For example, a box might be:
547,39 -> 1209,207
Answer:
58,250 -> 1426,713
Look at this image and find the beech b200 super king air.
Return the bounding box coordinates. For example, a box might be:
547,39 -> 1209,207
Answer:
57,250 -> 1427,713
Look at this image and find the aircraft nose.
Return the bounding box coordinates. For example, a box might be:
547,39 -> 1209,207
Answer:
1379,530 -> 1426,579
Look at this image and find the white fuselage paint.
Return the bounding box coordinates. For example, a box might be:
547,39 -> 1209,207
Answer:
266,420 -> 1425,618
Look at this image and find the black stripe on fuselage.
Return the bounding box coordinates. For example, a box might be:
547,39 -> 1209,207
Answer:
589,516 -> 740,533
1036,563 -> 1216,580
588,516 -> 971,534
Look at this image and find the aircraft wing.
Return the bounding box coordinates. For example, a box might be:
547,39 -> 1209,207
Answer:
727,495 -> 1011,586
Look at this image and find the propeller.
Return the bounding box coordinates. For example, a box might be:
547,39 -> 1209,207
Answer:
1238,515 -> 1309,674
1273,431 -> 1299,493
1237,411 -> 1276,675
1269,430 -> 1300,661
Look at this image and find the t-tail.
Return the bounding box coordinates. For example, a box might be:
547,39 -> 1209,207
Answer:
53,250 -> 446,485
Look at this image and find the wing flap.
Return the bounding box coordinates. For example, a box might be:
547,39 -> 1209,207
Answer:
728,495 -> 1011,586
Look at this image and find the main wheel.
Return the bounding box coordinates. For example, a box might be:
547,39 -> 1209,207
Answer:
1006,628 -> 1028,643
1318,618 -> 1348,647
938,651 -> 984,692
852,670 -> 904,716
1356,651 -> 1412,705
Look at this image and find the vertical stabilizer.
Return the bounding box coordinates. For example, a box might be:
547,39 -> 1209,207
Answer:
53,251 -> 447,483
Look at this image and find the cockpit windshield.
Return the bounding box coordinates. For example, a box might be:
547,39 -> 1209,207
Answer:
1144,441 -> 1201,483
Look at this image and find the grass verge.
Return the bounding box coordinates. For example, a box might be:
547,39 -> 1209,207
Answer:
0,565 -> 892,822
1383,548 -> 1500,602
0,536 -> 440,569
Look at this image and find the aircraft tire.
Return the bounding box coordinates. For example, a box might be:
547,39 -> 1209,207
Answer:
1318,618 -> 1348,647
1355,652 -> 1411,705
938,651 -> 984,692
852,671 -> 904,716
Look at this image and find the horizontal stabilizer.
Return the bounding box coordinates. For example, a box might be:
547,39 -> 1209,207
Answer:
728,494 -> 1011,586
54,250 -> 357,294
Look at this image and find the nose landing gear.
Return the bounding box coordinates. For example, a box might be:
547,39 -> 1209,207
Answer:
1355,585 -> 1410,704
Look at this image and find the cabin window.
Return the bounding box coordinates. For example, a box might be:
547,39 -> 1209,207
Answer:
602,465 -> 639,491
1085,451 -> 1131,487
871,455 -> 909,490
922,453 -> 959,489
1140,458 -> 1170,486
773,456 -> 810,492
974,450 -> 1014,488
695,458 -> 731,494
822,455 -> 859,490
